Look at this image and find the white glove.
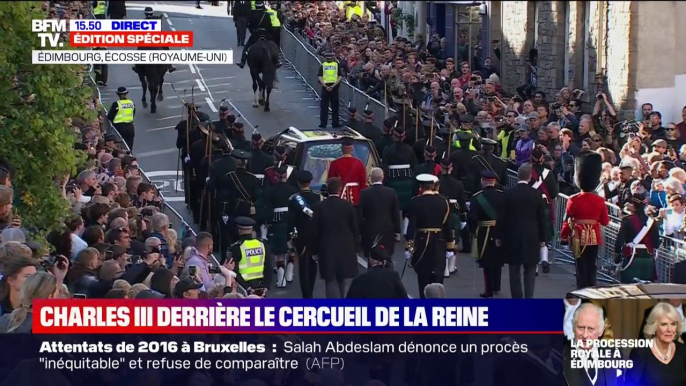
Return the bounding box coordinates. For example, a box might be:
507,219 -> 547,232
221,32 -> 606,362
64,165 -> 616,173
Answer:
446,251 -> 455,259
404,251 -> 412,260
184,155 -> 191,164
460,222 -> 467,230
205,177 -> 210,183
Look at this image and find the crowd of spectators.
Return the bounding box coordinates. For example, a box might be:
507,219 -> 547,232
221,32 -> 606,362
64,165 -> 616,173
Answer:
282,1 -> 686,246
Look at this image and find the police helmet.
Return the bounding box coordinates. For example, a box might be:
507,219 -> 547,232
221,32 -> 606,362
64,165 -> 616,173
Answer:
254,1 -> 265,9
144,7 -> 154,17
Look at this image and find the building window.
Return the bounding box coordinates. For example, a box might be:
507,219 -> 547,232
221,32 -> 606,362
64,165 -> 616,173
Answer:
582,1 -> 591,90
455,5 -> 483,69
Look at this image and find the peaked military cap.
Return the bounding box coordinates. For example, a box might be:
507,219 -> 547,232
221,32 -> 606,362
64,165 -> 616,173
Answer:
481,170 -> 498,180
480,137 -> 497,146
231,149 -> 251,160
297,170 -> 313,183
416,174 -> 439,183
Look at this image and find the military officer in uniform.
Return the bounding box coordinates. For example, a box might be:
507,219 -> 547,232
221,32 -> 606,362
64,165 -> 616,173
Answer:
356,108 -> 381,142
199,136 -> 231,233
413,145 -> 441,178
405,174 -> 455,298
383,126 -> 418,234
229,217 -> 273,295
469,170 -> 505,298
215,150 -> 260,257
107,87 -> 136,150
265,165 -> 298,288
470,137 -> 508,192
206,138 -> 237,240
374,119 -> 395,158
287,171 -> 321,298
212,105 -> 233,137
530,146 -> 559,274
188,122 -> 211,224
438,157 -> 467,276
318,50 -> 344,128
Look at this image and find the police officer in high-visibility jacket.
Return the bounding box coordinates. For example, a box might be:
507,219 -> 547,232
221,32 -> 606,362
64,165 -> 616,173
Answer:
92,1 -> 106,19
317,51 -> 344,128
266,2 -> 282,49
228,216 -> 273,295
106,87 -> 136,150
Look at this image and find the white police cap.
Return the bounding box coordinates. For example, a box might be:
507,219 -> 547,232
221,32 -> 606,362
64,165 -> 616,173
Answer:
416,174 -> 439,183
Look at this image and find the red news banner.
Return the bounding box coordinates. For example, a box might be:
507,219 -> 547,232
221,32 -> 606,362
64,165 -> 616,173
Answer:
70,32 -> 193,48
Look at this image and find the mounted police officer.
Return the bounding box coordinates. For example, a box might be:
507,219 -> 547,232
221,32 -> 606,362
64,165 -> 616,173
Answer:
287,170 -> 321,299
405,174 -> 455,298
237,0 -> 281,69
106,87 -> 136,150
469,170 -> 504,298
470,137 -> 508,193
318,50 -> 344,129
383,126 -> 418,235
214,149 -> 260,257
228,217 -> 273,296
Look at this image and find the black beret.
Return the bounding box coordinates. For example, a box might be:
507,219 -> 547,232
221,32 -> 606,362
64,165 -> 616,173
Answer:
364,109 -> 374,115
195,111 -> 211,122
348,106 -> 357,113
393,127 -> 405,136
234,122 -> 244,129
275,165 -> 288,176
440,158 -> 452,166
297,170 -> 313,183
219,106 -> 230,113
227,114 -> 237,123
424,145 -> 436,154
370,245 -> 391,261
383,119 -> 393,128
252,133 -> 262,141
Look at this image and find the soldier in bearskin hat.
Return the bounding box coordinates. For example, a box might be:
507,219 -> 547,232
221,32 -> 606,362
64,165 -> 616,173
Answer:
560,150 -> 611,289
614,192 -> 660,283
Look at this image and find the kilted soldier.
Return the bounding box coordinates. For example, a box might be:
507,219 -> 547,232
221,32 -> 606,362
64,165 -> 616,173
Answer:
176,107 -> 208,205
470,137 -> 508,193
438,157 -> 467,276
214,150 -> 260,256
249,133 -> 273,229
382,126 -> 418,233
265,165 -> 298,288
560,151 -> 610,289
614,192 -> 659,283
530,146 -> 559,273
206,140 -> 236,241
212,104 -> 233,136
469,170 -> 505,298
228,122 -> 251,152
345,106 -> 360,130
200,137 -> 232,234
374,119 -> 395,158
265,146 -> 292,189
357,108 -> 382,142
188,122 -> 211,224
405,174 -> 455,298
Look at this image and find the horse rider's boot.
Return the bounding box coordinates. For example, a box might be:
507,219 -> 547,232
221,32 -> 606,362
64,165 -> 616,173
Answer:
237,51 -> 247,69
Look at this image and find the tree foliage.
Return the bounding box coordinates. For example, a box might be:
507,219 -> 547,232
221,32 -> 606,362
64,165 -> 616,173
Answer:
0,2 -> 94,231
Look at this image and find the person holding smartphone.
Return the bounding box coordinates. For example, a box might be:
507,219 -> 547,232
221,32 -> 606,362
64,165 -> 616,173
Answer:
660,194 -> 686,237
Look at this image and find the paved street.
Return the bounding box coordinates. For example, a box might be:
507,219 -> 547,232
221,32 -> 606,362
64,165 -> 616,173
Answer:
101,1 -> 580,299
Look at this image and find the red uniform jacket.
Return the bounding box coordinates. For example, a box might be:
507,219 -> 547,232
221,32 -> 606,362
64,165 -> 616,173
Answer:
560,192 -> 610,246
328,155 -> 367,205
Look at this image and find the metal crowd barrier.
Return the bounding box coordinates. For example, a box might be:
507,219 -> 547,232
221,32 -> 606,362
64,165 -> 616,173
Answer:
504,171 -> 686,283
281,26 -> 392,129
92,75 -> 196,239
283,24 -> 686,284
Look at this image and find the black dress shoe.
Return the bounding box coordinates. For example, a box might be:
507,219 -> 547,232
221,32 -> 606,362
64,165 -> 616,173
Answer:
318,125 -> 327,129
541,261 -> 550,274
480,293 -> 493,298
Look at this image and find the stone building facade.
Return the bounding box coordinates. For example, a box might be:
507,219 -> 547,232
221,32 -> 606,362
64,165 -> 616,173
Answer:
493,1 -> 686,122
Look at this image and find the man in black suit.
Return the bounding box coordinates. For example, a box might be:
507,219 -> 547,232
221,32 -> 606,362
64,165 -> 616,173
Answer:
347,245 -> 408,299
563,303 -> 620,386
310,177 -> 360,298
233,0 -> 252,46
358,167 -> 400,258
497,163 -> 547,299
